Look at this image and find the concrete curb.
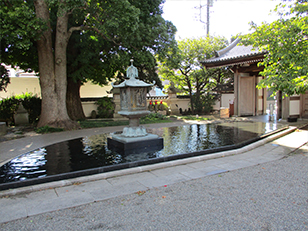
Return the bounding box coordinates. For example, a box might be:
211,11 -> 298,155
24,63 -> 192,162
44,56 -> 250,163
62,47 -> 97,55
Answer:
0,126 -> 297,198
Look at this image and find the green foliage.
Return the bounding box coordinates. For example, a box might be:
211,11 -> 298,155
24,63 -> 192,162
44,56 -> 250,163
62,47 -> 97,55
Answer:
0,0 -> 44,71
78,120 -> 129,128
78,113 -> 172,128
21,94 -> 41,124
159,102 -> 169,111
192,93 -> 216,114
140,113 -> 169,124
65,0 -> 177,89
95,97 -> 114,118
35,126 -> 64,134
0,96 -> 19,124
158,36 -> 232,114
0,93 -> 41,125
148,100 -> 170,114
180,115 -> 210,121
0,65 -> 10,92
1,0 -> 177,128
242,0 -> 308,96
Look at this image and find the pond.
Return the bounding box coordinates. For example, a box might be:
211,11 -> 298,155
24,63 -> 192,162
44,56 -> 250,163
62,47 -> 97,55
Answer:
0,122 -> 286,188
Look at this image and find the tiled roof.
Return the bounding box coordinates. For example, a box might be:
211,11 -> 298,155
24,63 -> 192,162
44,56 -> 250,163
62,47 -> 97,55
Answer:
202,38 -> 267,67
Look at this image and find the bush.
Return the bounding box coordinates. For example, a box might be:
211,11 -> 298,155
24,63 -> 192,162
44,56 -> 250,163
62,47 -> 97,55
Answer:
0,93 -> 41,125
21,94 -> 41,124
192,93 -> 215,114
95,97 -> 114,118
140,113 -> 166,124
0,96 -> 19,125
148,100 -> 171,115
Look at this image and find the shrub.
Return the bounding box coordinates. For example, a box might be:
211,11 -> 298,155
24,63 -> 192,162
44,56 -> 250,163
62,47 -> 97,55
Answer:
0,96 -> 19,125
21,94 -> 41,124
140,113 -> 166,124
95,97 -> 114,118
192,93 -> 215,114
148,100 -> 170,115
0,93 -> 41,125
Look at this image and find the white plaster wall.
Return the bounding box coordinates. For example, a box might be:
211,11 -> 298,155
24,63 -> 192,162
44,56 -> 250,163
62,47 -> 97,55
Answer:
213,101 -> 220,110
82,101 -> 98,117
80,82 -> 112,98
0,77 -> 41,99
0,77 -> 112,100
213,94 -> 234,110
221,94 -> 234,108
289,100 -> 300,115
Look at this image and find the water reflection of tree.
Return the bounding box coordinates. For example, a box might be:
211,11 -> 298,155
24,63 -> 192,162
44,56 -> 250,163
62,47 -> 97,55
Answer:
199,124 -> 219,150
45,141 -> 71,175
81,135 -> 123,167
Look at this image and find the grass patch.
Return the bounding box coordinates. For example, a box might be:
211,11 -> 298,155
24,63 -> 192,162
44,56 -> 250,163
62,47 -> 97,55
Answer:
35,126 -> 64,134
180,115 -> 211,121
79,113 -> 173,128
140,113 -> 172,124
79,120 -> 129,128
33,113 -> 174,132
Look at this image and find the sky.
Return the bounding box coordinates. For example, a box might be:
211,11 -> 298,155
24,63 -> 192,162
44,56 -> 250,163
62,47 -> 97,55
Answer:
162,0 -> 282,40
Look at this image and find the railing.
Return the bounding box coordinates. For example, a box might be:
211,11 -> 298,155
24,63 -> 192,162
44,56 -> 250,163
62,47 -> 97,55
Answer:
147,96 -> 168,100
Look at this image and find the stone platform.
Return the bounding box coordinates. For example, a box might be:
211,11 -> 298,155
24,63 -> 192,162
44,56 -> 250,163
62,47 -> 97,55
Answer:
107,134 -> 163,155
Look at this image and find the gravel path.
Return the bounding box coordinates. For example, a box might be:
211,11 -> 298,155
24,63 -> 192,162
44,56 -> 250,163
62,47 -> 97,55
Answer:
1,147 -> 307,231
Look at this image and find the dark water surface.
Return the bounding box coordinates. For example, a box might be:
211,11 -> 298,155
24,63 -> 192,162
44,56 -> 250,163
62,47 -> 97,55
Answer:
0,122 -> 285,184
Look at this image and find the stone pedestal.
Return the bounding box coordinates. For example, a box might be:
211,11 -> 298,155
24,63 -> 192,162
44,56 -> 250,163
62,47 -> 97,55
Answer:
108,134 -> 163,155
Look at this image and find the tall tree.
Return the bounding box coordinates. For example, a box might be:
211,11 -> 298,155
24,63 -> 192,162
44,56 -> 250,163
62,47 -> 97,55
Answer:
1,0 -> 177,128
65,0 -> 177,120
158,36 -> 230,114
242,0 -> 308,96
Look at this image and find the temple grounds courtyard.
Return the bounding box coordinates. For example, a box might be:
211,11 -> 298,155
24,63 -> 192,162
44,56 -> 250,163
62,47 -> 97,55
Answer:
0,116 -> 307,230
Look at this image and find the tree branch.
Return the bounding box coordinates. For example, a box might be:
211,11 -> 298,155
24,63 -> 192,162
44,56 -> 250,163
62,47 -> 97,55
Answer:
67,26 -> 85,39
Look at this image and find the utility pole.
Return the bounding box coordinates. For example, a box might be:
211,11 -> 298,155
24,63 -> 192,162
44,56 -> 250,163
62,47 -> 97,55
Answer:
195,0 -> 213,36
206,0 -> 210,36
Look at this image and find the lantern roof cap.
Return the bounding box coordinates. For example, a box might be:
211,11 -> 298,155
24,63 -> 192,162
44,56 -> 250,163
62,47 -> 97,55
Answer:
113,59 -> 154,88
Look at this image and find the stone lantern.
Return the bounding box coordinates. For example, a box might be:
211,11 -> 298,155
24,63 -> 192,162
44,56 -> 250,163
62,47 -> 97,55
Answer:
107,60 -> 163,154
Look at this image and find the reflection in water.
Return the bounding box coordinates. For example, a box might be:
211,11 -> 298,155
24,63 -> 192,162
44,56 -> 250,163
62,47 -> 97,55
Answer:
0,122 -> 285,183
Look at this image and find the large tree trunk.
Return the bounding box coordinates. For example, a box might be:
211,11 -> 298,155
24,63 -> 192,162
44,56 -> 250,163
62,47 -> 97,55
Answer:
34,0 -> 79,130
67,78 -> 86,121
186,77 -> 195,114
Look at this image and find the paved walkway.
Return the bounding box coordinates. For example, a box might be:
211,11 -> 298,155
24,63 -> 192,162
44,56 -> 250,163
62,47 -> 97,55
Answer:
0,118 -> 307,229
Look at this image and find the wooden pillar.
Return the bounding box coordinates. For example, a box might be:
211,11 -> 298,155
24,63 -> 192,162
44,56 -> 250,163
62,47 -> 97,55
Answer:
234,68 -> 239,116
282,96 -> 290,119
263,86 -> 267,115
253,75 -> 256,116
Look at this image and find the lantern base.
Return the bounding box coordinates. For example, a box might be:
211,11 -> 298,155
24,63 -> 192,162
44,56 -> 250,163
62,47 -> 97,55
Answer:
107,133 -> 163,155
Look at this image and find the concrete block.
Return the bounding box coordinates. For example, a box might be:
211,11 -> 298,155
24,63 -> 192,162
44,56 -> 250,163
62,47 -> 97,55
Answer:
220,107 -> 229,118
107,135 -> 163,155
14,104 -> 29,125
0,122 -> 7,136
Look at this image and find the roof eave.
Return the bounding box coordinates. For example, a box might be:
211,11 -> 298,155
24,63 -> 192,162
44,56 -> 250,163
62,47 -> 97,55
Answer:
201,53 -> 266,69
